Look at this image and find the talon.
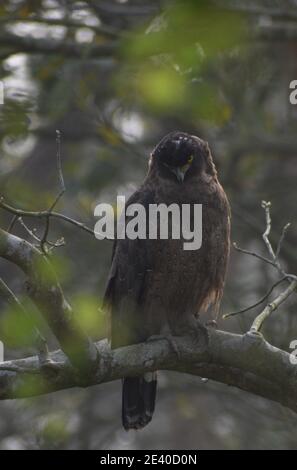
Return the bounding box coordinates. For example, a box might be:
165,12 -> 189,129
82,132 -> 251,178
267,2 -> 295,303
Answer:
165,335 -> 180,359
187,319 -> 209,346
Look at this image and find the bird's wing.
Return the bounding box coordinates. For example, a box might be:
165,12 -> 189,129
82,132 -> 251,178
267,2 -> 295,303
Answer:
104,186 -> 155,348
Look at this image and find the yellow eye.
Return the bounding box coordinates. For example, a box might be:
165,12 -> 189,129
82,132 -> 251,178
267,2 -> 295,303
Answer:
188,155 -> 193,164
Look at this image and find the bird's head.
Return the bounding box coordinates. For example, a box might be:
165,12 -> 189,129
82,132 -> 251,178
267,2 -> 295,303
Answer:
151,131 -> 216,183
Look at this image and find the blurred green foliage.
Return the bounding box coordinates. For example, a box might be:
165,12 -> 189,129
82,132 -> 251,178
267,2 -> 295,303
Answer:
73,293 -> 107,338
119,0 -> 245,121
0,0 -> 297,452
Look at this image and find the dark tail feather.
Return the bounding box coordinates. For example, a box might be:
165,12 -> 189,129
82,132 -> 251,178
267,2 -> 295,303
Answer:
122,373 -> 157,430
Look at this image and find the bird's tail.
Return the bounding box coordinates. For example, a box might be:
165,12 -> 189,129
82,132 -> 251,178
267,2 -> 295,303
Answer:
122,373 -> 157,430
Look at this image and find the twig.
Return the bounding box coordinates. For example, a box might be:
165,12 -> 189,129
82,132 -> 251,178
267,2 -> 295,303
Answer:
0,197 -> 95,236
40,130 -> 66,253
7,215 -> 18,233
276,223 -> 291,260
18,217 -> 40,243
262,201 -> 275,260
233,200 -> 297,333
0,277 -> 15,303
40,216 -> 50,254
17,217 -> 64,248
233,202 -> 297,281
1,132 -> 106,242
260,201 -> 293,279
49,130 -> 66,212
0,228 -> 99,373
250,280 -> 297,332
233,242 -> 276,269
223,277 -> 288,319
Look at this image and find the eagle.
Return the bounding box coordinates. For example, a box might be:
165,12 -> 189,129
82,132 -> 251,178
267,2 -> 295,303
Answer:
104,131 -> 230,430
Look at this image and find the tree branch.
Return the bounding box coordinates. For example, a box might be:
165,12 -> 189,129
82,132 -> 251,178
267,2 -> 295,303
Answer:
0,277 -> 50,363
0,197 -> 95,236
250,280 -> 297,332
0,331 -> 296,416
227,201 -> 297,330
0,199 -> 296,417
0,229 -> 98,374
223,276 -> 288,319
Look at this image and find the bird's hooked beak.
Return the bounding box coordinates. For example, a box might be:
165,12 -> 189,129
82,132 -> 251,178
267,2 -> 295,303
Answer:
171,163 -> 191,183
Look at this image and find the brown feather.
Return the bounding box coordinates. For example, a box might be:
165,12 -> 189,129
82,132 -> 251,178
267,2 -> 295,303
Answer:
104,131 -> 230,429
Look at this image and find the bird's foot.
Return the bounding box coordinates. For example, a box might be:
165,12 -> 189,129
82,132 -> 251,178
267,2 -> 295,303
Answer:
147,334 -> 181,359
186,318 -> 209,347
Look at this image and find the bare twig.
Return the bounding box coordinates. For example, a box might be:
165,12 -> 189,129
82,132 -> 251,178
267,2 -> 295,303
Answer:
261,201 -> 297,280
0,132 -> 106,242
17,217 -> 64,248
17,217 -> 40,244
223,277 -> 288,319
276,223 -> 291,260
250,280 -> 297,332
233,201 -> 297,282
262,201 -> 275,261
0,277 -> 17,303
233,242 -> 276,269
7,215 -> 18,233
39,130 -> 66,253
0,197 -> 95,236
49,130 -> 66,212
233,200 -> 297,333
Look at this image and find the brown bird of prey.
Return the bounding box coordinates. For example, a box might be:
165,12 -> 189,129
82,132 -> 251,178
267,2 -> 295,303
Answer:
104,131 -> 230,430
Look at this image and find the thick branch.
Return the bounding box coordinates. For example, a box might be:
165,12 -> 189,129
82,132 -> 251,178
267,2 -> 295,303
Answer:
0,277 -> 50,362
0,330 -> 296,416
0,229 -> 98,373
